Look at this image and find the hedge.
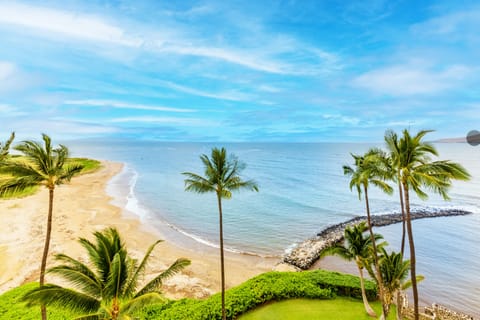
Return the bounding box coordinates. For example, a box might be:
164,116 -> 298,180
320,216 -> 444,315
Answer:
139,270 -> 377,320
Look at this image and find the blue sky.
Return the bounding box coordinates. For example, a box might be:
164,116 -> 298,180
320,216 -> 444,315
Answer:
0,0 -> 479,142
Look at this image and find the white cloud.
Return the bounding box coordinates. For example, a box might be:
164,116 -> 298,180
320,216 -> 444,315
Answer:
0,3 -> 340,75
109,116 -> 217,126
0,103 -> 28,117
64,99 -> 195,113
353,64 -> 471,96
160,81 -> 253,102
411,9 -> 480,38
0,3 -> 142,47
0,61 -> 16,81
0,61 -> 36,93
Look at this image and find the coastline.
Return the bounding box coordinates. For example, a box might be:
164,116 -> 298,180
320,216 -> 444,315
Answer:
0,161 -> 277,299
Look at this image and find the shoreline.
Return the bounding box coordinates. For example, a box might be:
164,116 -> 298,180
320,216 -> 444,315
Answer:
0,161 -> 277,299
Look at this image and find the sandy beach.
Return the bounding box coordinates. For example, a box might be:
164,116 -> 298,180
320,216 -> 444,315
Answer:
0,161 -> 277,299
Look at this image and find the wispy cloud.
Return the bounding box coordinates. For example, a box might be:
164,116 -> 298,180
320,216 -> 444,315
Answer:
0,3 -> 340,76
352,63 -> 471,96
0,61 -> 15,80
109,116 -> 218,127
410,8 -> 480,41
64,99 -> 195,113
160,81 -> 253,102
0,2 -> 142,47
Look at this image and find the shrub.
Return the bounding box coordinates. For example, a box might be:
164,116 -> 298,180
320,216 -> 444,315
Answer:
1,270 -> 376,320
140,270 -> 376,319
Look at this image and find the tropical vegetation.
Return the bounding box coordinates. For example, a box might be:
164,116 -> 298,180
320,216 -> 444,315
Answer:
321,222 -> 383,318
0,134 -> 85,320
183,147 -> 258,320
0,132 -> 15,162
343,149 -> 393,318
2,270 -> 375,320
382,129 -> 470,319
22,227 -> 190,320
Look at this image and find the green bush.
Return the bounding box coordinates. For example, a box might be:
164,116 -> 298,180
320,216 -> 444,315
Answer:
1,270 -> 376,320
140,270 -> 376,320
0,283 -> 77,319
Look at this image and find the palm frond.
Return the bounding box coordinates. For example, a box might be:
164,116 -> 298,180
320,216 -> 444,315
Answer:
123,240 -> 163,298
182,172 -> 216,193
121,292 -> 166,316
0,132 -> 15,160
48,254 -> 101,298
135,258 -> 191,297
22,284 -> 100,313
105,252 -> 128,299
401,275 -> 425,290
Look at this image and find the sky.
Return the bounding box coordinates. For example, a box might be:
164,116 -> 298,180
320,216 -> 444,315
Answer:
0,0 -> 479,142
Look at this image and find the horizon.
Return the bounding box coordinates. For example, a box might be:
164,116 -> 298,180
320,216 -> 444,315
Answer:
1,1 -> 479,142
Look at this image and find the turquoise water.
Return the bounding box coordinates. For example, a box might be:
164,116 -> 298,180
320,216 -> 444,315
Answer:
68,140 -> 480,316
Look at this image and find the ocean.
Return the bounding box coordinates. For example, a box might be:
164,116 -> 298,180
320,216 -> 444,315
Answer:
67,140 -> 480,316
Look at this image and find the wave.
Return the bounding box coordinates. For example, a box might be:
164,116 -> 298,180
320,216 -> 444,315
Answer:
108,164 -> 273,258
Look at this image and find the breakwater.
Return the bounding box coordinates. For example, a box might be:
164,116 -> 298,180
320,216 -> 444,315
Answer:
283,208 -> 473,270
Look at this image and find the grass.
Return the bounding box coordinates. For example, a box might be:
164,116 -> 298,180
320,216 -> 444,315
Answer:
239,297 -> 396,320
0,157 -> 101,199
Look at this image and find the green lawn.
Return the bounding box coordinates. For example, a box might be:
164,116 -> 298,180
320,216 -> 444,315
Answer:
239,297 -> 396,320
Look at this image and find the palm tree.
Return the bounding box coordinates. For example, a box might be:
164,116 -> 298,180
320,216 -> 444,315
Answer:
378,248 -> 410,320
384,130 -> 407,256
0,132 -> 15,162
0,134 -> 84,320
322,222 -> 383,317
183,147 -> 258,320
392,129 -> 470,320
23,227 -> 191,319
343,148 -> 393,318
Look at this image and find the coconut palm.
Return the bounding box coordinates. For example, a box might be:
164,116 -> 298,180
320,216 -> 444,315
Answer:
23,227 -> 190,320
391,129 -> 470,320
322,222 -> 383,317
0,132 -> 15,162
0,134 -> 84,320
375,247 -> 424,320
378,248 -> 409,320
182,147 -> 258,320
343,148 -> 393,318
384,130 -> 407,256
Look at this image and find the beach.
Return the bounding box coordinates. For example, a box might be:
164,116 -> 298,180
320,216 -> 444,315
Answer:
0,161 -> 277,299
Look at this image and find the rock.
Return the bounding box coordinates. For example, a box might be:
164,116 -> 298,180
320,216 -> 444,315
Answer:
282,209 -> 472,270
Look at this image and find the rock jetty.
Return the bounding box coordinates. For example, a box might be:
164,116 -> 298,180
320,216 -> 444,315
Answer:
283,208 -> 473,270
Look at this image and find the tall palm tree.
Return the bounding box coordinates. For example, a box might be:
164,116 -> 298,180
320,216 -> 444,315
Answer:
392,129 -> 470,320
0,134 -> 84,320
343,148 -> 393,318
183,147 -> 258,320
384,130 -> 407,256
0,132 -> 15,162
322,222 -> 383,318
23,227 -> 191,319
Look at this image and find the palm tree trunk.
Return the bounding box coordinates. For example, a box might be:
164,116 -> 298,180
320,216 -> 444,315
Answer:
396,291 -> 403,320
356,259 -> 376,318
364,185 -> 387,319
217,193 -> 226,320
40,188 -> 54,320
398,180 -> 406,256
403,183 -> 419,320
